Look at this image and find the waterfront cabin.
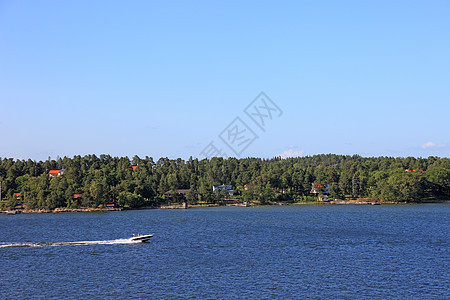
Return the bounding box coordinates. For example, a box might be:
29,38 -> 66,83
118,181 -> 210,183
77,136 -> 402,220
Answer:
212,185 -> 234,196
49,169 -> 65,178
310,183 -> 330,195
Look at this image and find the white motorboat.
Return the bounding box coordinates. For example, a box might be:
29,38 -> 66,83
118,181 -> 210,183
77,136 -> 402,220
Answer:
129,234 -> 153,242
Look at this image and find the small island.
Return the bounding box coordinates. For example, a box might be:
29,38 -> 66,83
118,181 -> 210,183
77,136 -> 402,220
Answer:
1,154 -> 449,213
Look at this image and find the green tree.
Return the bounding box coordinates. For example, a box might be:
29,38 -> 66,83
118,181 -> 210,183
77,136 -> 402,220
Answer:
118,191 -> 146,208
426,166 -> 450,197
89,180 -> 105,207
185,188 -> 198,204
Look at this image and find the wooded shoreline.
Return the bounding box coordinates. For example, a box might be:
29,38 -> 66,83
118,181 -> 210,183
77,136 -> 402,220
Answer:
1,154 -> 449,211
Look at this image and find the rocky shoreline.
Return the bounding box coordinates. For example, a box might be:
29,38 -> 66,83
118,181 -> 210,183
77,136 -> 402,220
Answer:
1,207 -> 123,214
2,200 -> 448,214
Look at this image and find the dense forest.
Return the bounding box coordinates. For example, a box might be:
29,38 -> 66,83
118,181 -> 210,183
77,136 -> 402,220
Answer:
0,154 -> 449,210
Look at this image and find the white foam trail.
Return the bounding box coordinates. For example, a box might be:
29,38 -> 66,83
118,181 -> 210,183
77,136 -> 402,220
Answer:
0,238 -> 146,248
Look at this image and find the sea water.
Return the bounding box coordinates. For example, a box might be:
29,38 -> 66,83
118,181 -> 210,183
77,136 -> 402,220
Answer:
0,204 -> 448,299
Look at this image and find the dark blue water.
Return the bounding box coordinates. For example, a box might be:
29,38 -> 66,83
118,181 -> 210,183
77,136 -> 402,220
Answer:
1,204 -> 448,299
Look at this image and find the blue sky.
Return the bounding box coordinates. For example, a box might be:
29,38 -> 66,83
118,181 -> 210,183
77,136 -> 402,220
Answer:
0,0 -> 449,161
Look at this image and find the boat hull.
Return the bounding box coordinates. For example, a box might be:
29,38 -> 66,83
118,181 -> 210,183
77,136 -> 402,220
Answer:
129,234 -> 153,242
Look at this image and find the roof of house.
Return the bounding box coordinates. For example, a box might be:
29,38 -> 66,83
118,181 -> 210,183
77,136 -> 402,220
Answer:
73,194 -> 82,198
49,170 -> 62,174
213,184 -> 232,189
406,169 -> 424,173
14,193 -> 21,197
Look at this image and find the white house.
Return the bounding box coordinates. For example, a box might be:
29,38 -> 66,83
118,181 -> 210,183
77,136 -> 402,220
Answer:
213,184 -> 234,196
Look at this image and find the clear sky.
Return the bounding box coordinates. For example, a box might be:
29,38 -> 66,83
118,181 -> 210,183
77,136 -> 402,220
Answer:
0,0 -> 449,161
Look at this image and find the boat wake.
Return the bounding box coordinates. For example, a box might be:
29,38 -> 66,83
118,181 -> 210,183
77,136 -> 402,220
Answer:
0,238 -> 150,248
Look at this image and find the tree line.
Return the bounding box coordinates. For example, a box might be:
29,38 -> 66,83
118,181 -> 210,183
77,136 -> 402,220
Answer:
0,154 -> 448,210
